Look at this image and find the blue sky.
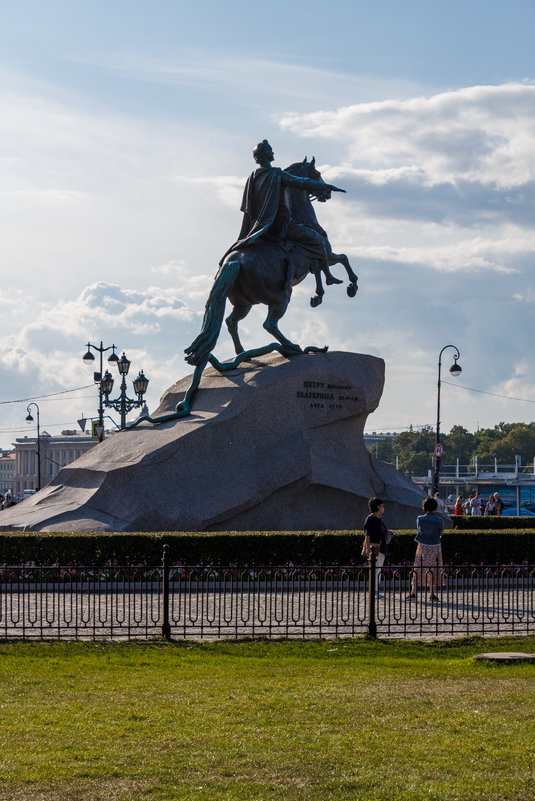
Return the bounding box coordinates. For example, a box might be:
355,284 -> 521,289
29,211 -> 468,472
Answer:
1,0 -> 534,449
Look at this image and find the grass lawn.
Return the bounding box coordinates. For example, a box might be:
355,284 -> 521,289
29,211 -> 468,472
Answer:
0,636 -> 534,801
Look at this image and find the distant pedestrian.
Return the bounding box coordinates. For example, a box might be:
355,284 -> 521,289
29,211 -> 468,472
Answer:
470,492 -> 482,516
484,496 -> 497,516
433,492 -> 445,512
454,496 -> 464,515
362,497 -> 394,598
409,496 -> 444,600
493,492 -> 504,516
2,493 -> 15,509
464,494 -> 474,514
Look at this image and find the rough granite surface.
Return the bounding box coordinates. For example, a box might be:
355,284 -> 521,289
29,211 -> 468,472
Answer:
0,351 -> 424,532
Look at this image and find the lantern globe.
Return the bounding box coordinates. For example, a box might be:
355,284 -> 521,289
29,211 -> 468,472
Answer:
133,370 -> 149,396
117,352 -> 131,376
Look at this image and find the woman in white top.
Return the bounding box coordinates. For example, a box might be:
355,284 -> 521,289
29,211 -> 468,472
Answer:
484,497 -> 496,516
470,493 -> 482,516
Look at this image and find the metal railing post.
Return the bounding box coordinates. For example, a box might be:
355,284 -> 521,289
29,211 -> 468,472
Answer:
368,546 -> 377,638
162,544 -> 171,640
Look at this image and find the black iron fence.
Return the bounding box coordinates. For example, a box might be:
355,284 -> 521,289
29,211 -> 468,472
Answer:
0,546 -> 533,641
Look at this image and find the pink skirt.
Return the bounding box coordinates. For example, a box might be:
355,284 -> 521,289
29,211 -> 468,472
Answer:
412,543 -> 444,589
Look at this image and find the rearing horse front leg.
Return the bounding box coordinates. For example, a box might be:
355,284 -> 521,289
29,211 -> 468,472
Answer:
331,251 -> 358,297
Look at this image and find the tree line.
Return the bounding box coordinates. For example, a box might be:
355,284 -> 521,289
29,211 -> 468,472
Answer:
373,422 -> 535,476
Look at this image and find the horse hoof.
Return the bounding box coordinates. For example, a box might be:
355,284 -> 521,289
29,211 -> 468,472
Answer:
310,296 -> 322,308
326,276 -> 343,285
347,282 -> 358,298
304,345 -> 329,354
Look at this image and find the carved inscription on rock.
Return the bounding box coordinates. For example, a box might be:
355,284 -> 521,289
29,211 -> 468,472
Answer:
296,380 -> 359,410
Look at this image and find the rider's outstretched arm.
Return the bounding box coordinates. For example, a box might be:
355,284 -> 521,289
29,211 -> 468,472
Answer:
280,171 -> 346,196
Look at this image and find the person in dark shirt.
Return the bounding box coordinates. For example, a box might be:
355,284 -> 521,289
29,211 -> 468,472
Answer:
362,497 -> 393,598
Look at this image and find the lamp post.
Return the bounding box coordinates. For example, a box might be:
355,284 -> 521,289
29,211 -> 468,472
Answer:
82,341 -> 119,426
25,402 -> 41,492
433,345 -> 462,495
100,352 -> 149,429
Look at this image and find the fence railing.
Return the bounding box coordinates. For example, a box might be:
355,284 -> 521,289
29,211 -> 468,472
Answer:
0,546 -> 533,641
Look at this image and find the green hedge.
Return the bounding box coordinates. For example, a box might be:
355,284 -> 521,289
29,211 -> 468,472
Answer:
451,515 -> 535,530
392,531 -> 535,564
0,530 -> 534,565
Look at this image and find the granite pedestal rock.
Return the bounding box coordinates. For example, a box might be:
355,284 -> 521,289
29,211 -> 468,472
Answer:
0,351 -> 423,532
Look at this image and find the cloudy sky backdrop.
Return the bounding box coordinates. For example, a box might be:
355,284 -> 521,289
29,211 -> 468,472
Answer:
1,0 -> 534,449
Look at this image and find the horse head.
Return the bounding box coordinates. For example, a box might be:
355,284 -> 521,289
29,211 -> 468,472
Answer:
287,156 -> 319,180
286,157 -> 330,203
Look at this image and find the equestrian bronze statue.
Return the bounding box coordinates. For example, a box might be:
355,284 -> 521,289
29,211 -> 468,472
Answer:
133,140 -> 358,425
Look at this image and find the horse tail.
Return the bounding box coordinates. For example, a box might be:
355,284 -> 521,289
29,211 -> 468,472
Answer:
184,259 -> 241,366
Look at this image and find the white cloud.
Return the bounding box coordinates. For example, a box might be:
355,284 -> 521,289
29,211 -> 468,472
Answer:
280,83 -> 535,188
274,85 -> 535,279
176,175 -> 244,208
150,259 -> 186,276
340,221 -> 530,273
78,52 -> 426,112
496,362 -> 535,407
149,261 -> 216,301
512,289 -> 535,303
0,282 -> 202,392
0,72 -> 238,305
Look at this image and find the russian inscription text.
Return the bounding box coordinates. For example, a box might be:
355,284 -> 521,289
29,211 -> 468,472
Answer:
296,380 -> 359,409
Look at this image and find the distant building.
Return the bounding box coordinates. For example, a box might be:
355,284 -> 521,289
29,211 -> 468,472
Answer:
363,431 -> 399,451
0,451 -> 16,493
12,430 -> 100,497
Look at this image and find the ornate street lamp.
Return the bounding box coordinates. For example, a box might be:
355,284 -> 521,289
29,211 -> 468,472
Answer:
25,402 -> 41,492
100,370 -> 115,398
82,341 -> 119,426
133,370 -> 149,397
103,352 -> 150,430
117,352 -> 131,376
433,345 -> 462,495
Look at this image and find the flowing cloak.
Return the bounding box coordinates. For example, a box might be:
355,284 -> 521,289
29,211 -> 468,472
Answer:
239,167 -> 283,244
219,166 -> 327,265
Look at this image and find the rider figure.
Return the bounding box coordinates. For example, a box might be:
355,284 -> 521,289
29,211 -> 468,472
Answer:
221,140 -> 344,284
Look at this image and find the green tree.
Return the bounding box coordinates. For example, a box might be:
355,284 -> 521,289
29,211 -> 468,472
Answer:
392,426 -> 435,476
443,425 -> 474,465
490,423 -> 535,466
374,439 -> 394,462
387,421 -> 535,477
472,426 -> 503,464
